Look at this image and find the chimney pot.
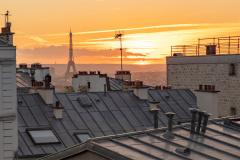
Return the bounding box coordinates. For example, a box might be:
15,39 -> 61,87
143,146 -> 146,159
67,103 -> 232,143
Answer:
53,101 -> 63,119
165,112 -> 175,132
196,110 -> 205,134
201,112 -> 211,134
204,85 -> 208,91
189,108 -> 198,134
149,101 -> 160,129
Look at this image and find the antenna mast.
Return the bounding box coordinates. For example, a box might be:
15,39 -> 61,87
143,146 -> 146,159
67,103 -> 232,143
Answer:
115,31 -> 124,71
4,11 -> 10,25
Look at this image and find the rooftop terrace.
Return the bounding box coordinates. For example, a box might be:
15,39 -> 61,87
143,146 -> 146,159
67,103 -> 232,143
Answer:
171,36 -> 240,56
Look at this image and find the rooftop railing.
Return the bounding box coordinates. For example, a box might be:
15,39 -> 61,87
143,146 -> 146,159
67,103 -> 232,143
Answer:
171,36 -> 240,56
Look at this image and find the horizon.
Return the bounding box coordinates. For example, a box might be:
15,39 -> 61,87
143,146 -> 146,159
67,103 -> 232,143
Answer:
2,0 -> 240,65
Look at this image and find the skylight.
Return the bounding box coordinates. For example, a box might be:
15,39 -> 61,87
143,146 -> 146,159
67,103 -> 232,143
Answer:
75,133 -> 91,143
77,95 -> 92,107
27,129 -> 60,144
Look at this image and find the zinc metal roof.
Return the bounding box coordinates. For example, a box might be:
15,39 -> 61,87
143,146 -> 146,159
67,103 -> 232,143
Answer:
17,89 -> 196,158
0,38 -> 7,46
16,72 -> 31,88
40,118 -> 240,160
108,78 -> 123,91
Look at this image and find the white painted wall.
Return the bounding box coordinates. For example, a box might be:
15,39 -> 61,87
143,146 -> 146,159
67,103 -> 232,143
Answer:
194,91 -> 219,118
72,74 -> 107,92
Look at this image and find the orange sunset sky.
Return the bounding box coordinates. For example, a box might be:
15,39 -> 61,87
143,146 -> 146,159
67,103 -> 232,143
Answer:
1,0 -> 240,64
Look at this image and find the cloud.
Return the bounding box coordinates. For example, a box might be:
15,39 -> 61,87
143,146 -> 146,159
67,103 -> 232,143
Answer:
17,46 -> 148,64
39,23 -> 211,37
29,36 -> 48,43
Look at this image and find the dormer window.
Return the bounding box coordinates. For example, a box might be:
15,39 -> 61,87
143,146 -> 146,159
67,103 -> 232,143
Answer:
27,129 -> 60,144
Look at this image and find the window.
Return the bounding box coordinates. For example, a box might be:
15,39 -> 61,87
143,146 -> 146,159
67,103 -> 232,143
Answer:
75,133 -> 91,143
230,107 -> 237,116
27,129 -> 60,144
229,63 -> 236,76
87,82 -> 91,89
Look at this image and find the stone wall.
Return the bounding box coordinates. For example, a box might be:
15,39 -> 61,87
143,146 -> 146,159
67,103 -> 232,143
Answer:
167,55 -> 240,117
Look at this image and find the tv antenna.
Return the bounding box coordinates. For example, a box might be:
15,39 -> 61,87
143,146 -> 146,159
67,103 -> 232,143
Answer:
1,11 -> 11,25
115,31 -> 124,71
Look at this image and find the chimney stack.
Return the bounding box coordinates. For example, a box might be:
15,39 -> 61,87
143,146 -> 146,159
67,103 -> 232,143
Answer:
53,101 -> 64,119
190,108 -> 211,135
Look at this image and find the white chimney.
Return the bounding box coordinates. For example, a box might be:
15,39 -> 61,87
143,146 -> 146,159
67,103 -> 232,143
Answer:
37,88 -> 54,105
115,70 -> 131,81
72,71 -> 108,92
132,81 -> 149,100
53,101 -> 63,119
194,85 -> 219,118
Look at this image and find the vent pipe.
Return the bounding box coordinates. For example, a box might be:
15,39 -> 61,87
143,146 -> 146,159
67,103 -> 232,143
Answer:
190,108 -> 198,134
196,111 -> 205,134
163,112 -> 175,139
166,112 -> 175,132
149,101 -> 160,129
201,112 -> 211,134
104,84 -> 107,96
153,110 -> 159,129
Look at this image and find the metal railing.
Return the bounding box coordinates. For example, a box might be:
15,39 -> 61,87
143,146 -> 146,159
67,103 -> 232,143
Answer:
171,36 -> 240,56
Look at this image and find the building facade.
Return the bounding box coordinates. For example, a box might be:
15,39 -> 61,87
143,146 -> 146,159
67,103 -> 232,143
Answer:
167,51 -> 240,117
0,12 -> 18,160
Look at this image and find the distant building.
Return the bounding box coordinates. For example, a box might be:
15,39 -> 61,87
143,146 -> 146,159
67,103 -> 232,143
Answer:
39,115 -> 240,160
0,11 -> 18,160
17,63 -> 50,87
167,36 -> 240,117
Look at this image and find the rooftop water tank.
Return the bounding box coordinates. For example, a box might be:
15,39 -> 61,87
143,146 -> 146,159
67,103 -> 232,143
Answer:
206,45 -> 217,55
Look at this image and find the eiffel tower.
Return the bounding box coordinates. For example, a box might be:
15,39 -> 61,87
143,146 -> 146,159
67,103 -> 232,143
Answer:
65,29 -> 77,78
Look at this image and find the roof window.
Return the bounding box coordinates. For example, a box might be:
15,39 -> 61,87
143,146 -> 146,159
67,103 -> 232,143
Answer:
27,129 -> 60,144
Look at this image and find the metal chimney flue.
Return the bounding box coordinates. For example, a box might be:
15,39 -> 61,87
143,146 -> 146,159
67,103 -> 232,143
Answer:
201,112 -> 211,134
153,110 -> 159,129
149,101 -> 160,129
196,111 -> 205,134
189,108 -> 198,134
166,112 -> 175,132
163,112 -> 175,139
